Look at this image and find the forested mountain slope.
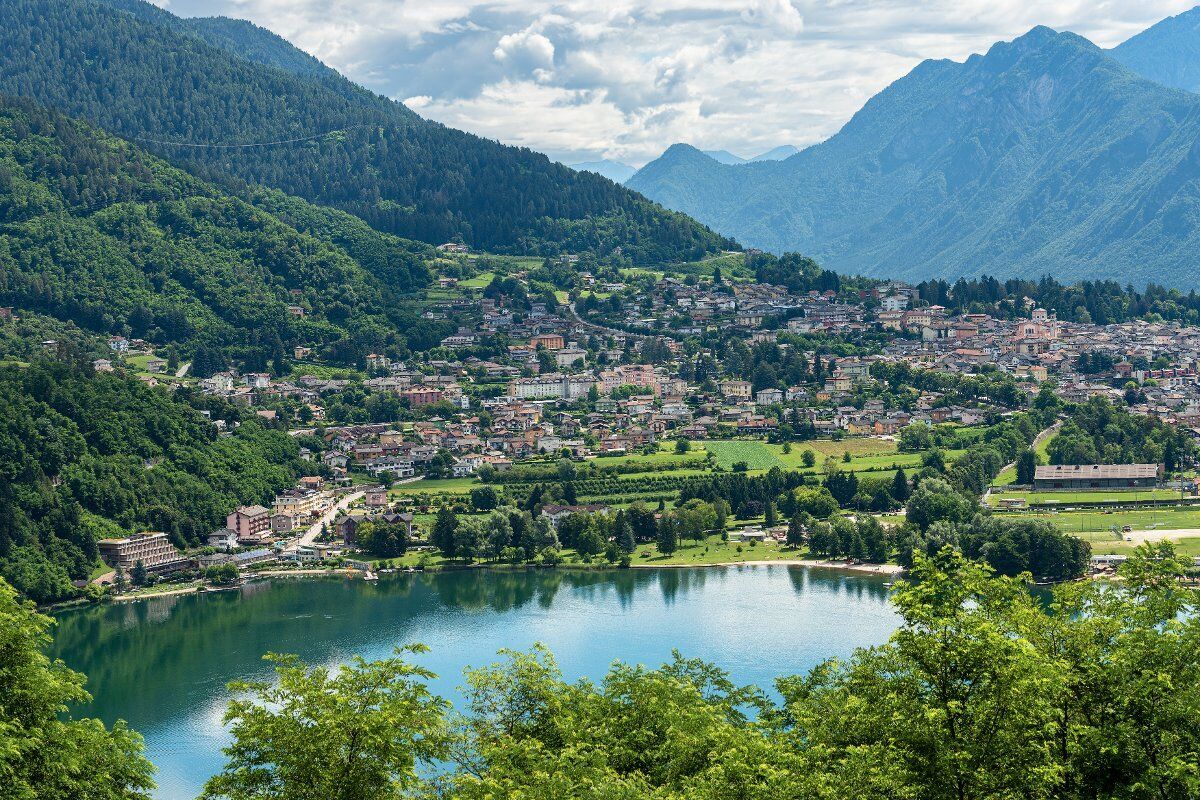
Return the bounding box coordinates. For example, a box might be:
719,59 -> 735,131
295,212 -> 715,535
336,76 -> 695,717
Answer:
0,360 -> 305,604
629,27 -> 1200,287
1111,6 -> 1200,93
0,0 -> 732,263
0,94 -> 449,369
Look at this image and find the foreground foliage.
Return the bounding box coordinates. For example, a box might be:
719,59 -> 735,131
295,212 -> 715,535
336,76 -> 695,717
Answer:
0,579 -> 154,799
187,544 -> 1200,800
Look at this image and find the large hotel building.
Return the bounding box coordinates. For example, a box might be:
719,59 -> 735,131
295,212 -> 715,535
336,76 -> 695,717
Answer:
97,532 -> 186,572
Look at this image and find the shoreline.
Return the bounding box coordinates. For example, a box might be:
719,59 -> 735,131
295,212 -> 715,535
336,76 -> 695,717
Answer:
631,558 -> 905,575
49,559 -> 903,608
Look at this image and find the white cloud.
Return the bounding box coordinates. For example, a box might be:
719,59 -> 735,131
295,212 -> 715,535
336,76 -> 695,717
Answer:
494,25 -> 556,72
164,0 -> 1199,165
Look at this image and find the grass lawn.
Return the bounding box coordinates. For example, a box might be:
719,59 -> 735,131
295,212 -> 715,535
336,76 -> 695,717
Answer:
993,465 -> 1018,486
986,488 -> 1182,506
997,506 -> 1200,534
631,534 -> 809,566
390,477 -> 480,496
1084,536 -> 1200,558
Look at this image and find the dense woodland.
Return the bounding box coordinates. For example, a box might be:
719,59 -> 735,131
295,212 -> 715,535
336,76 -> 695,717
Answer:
0,0 -> 733,264
0,94 -> 452,368
0,361 -> 305,603
918,274 -> 1200,324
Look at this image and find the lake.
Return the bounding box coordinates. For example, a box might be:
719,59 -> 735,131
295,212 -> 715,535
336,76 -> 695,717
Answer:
50,566 -> 900,799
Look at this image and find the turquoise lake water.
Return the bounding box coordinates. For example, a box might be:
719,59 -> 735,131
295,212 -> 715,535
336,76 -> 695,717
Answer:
50,566 -> 900,799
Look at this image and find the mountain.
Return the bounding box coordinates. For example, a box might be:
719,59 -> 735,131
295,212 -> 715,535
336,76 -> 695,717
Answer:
702,150 -> 749,165
569,159 -> 637,183
0,93 -> 449,367
1110,6 -> 1200,93
748,145 -> 800,162
0,0 -> 733,264
628,27 -> 1200,287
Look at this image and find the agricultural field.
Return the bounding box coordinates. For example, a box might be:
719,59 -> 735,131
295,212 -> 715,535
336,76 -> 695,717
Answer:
458,271 -> 494,289
705,438 -> 937,477
704,441 -> 786,471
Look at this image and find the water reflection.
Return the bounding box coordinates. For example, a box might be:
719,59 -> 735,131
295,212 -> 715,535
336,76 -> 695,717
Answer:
51,566 -> 899,800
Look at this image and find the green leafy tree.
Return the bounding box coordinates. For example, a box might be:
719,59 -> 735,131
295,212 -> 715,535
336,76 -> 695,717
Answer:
205,562 -> 239,586
130,560 -> 147,587
656,515 -> 678,555
615,512 -> 636,555
0,578 -> 155,799
431,508 -> 458,557
469,486 -> 500,511
786,513 -> 808,547
1015,449 -> 1038,485
356,521 -> 408,558
201,647 -> 447,800
890,468 -> 910,502
905,477 -> 976,530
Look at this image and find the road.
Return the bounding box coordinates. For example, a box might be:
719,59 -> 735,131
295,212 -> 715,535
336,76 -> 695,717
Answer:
175,361 -> 191,378
567,301 -> 652,343
284,490 -> 363,553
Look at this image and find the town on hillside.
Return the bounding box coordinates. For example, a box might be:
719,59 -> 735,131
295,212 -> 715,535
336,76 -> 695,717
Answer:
58,253 -> 1200,591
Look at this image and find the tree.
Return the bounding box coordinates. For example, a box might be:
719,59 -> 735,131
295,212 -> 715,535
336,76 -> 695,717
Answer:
905,477 -> 976,530
431,508 -> 458,558
1015,449 -> 1038,485
779,549 -> 1065,800
130,559 -> 147,587
675,438 -> 691,454
801,450 -> 816,468
425,450 -> 455,479
627,502 -> 658,542
575,528 -> 605,558
453,519 -> 485,563
357,521 -> 408,559
890,468 -> 911,503
786,513 -> 808,547
205,562 -> 239,586
470,486 -> 500,511
791,487 -> 840,519
202,647 -> 447,800
656,515 -> 678,555
614,512 -> 635,555
0,578 -> 154,799
483,513 -> 513,562
765,501 -> 778,527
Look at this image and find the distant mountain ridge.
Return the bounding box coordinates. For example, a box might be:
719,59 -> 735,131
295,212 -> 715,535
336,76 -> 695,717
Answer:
1110,5 -> 1200,93
628,25 -> 1200,288
0,0 -> 733,264
700,145 -> 799,164
569,159 -> 637,183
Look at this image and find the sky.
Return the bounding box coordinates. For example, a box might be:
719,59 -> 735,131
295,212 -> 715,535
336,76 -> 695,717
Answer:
152,0 -> 1198,166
